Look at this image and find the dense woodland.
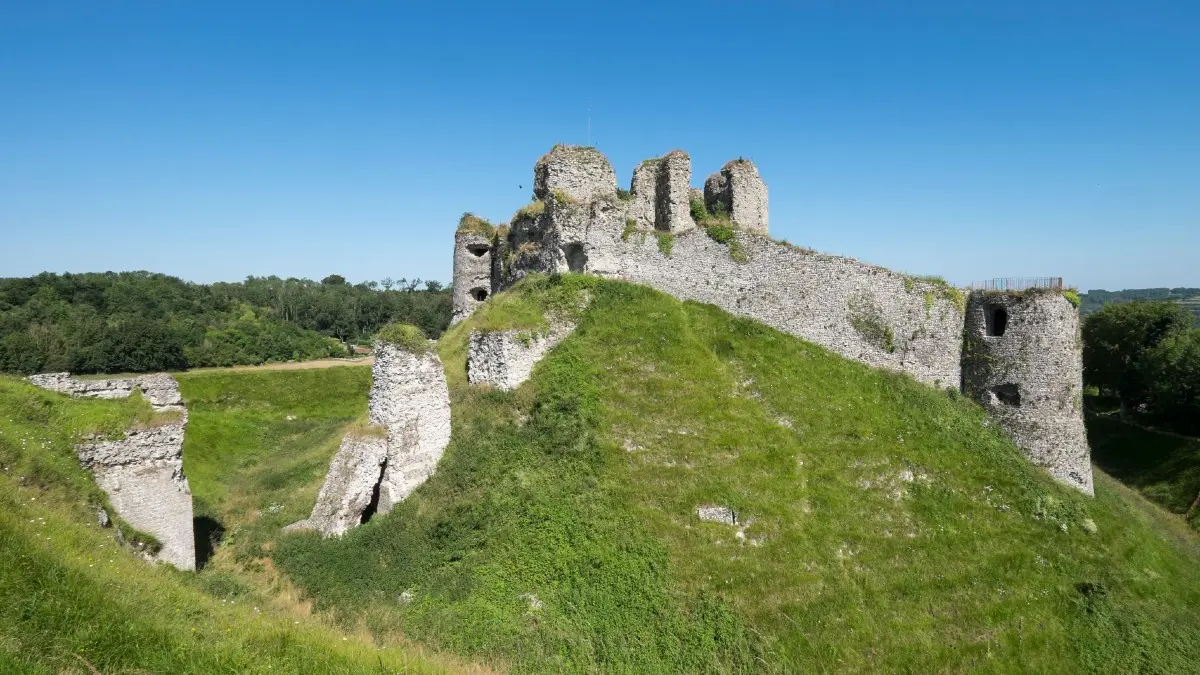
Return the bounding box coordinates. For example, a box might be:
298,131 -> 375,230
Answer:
1083,300 -> 1200,435
0,272 -> 451,374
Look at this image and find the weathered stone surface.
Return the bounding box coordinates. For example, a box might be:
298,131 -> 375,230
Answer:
551,199 -> 964,388
629,159 -> 659,229
29,373 -> 196,569
705,159 -> 768,233
533,145 -> 617,204
369,343 -> 452,512
696,505 -> 737,525
452,229 -> 494,325
301,433 -> 389,536
963,291 -> 1093,494
654,150 -> 695,233
467,323 -> 576,391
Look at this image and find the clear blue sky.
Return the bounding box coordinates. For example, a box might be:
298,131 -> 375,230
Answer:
2,2 -> 1196,292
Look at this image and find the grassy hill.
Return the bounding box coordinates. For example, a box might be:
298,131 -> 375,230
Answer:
271,276 -> 1200,673
4,274 -> 1200,672
0,376 -> 466,674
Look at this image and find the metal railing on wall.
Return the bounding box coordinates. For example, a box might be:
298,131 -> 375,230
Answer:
968,277 -> 1064,291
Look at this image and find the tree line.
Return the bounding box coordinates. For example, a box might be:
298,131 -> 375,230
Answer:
0,272 -> 451,375
1083,300 -> 1200,435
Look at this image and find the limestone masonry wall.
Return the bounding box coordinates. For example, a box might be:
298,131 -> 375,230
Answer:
962,291 -> 1093,494
451,145 -> 1093,494
28,372 -> 196,569
467,323 -> 576,391
291,433 -> 389,536
368,342 -> 452,513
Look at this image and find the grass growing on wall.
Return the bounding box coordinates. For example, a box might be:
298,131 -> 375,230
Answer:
0,375 -> 458,674
273,278 -> 1200,673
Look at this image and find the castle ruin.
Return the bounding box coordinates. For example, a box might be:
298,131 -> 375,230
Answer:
453,145 -> 1093,495
27,373 -> 197,569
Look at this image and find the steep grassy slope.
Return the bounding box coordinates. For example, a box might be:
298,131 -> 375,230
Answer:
178,367 -> 372,569
1087,409 -> 1200,529
274,276 -> 1200,674
0,376 -> 458,674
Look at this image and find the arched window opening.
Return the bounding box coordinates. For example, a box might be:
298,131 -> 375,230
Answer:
985,305 -> 1008,337
470,287 -> 488,302
466,243 -> 490,257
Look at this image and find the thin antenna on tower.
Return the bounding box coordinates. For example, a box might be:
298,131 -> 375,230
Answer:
587,96 -> 591,146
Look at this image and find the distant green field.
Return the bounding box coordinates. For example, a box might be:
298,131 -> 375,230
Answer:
1080,287 -> 1200,323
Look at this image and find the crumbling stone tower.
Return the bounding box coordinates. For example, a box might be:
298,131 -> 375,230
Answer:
962,290 -> 1093,494
704,159 -> 769,233
451,215 -> 496,325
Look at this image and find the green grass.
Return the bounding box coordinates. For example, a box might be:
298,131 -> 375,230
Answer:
270,277 -> 1200,673
457,213 -> 495,237
377,323 -> 431,354
177,367 -> 373,565
0,375 -> 457,674
1086,405 -> 1200,527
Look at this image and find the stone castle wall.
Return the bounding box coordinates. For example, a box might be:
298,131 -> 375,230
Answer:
450,145 -> 1093,494
963,291 -> 1093,494
367,342 -> 452,513
467,322 -> 576,391
28,372 -> 196,569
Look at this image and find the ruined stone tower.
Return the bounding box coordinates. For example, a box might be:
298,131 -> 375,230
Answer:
962,290 -> 1092,494
451,215 -> 496,325
448,144 -> 1093,494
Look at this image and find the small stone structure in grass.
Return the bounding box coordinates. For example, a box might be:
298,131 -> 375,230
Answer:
467,322 -> 576,391
27,372 -> 196,569
448,145 -> 1093,494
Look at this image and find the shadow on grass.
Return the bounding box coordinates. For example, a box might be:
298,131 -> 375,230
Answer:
193,515 -> 226,570
1086,406 -> 1200,520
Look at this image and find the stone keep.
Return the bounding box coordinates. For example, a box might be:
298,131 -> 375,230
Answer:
449,144 -> 1094,494
27,372 -> 196,569
452,226 -> 495,325
962,291 -> 1093,495
704,159 -> 768,233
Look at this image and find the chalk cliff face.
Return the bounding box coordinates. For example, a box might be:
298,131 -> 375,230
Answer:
28,373 -> 196,570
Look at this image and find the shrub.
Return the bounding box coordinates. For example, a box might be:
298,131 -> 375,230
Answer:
656,233 -> 675,257
550,189 -> 577,205
1063,289 -> 1081,308
458,213 -> 495,237
622,219 -> 638,241
616,188 -> 633,201
512,201 -> 545,223
706,224 -> 735,245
